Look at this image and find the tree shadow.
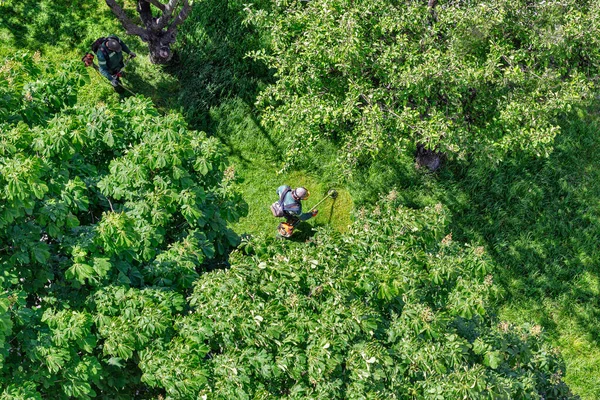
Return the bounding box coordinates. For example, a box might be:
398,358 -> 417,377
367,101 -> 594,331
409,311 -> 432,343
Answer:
205,98 -> 277,167
161,0 -> 273,132
246,103 -> 282,158
444,107 -> 600,344
121,68 -> 181,107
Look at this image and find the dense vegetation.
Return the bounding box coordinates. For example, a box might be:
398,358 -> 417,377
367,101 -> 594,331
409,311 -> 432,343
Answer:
0,53 -> 245,398
246,0 -> 599,170
139,198 -> 575,399
1,0 -> 599,398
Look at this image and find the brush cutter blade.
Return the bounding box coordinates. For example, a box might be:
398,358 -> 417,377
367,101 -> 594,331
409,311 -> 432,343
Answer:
328,189 -> 338,199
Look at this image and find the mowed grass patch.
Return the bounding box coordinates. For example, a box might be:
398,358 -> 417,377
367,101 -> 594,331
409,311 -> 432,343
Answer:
232,167 -> 353,238
209,98 -> 353,238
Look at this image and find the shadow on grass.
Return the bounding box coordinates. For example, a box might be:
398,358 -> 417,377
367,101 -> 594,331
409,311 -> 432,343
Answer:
121,68 -> 181,108
279,221 -> 323,242
161,0 -> 273,132
445,108 -> 600,345
206,99 -> 278,166
2,0 -> 91,49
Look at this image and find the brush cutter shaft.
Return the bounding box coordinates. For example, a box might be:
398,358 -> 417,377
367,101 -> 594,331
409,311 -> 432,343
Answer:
309,190 -> 338,212
82,52 -> 136,94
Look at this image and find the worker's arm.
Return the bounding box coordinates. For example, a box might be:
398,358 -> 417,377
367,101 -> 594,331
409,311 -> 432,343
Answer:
298,212 -> 314,221
121,41 -> 132,55
298,209 -> 317,221
96,51 -> 114,80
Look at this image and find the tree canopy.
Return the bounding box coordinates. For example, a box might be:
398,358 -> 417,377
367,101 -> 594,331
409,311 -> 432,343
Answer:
246,0 -> 599,168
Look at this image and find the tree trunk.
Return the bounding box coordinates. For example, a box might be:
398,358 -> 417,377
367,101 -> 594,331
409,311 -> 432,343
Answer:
428,0 -> 438,22
415,143 -> 445,172
147,31 -> 176,64
105,0 -> 190,65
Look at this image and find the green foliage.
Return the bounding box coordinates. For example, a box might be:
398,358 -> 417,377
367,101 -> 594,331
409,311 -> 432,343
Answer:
0,0 -> 121,54
0,53 -> 246,397
246,0 -> 599,169
437,108 -> 600,398
139,196 -> 574,398
0,1 -> 593,397
0,52 -> 87,126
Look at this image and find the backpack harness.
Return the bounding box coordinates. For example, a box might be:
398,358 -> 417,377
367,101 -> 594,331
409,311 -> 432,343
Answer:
82,37 -> 121,68
271,187 -> 291,218
92,37 -> 116,60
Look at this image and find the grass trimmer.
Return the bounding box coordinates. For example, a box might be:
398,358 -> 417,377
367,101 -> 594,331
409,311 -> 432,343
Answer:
278,189 -> 339,238
309,189 -> 338,213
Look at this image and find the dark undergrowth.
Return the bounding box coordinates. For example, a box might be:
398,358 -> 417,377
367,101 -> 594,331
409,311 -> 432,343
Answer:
163,0 -> 273,131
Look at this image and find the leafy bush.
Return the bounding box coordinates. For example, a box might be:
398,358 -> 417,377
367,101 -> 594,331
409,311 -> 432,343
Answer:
0,53 -> 246,398
246,0 -> 598,169
138,195 -> 574,399
0,52 -> 86,126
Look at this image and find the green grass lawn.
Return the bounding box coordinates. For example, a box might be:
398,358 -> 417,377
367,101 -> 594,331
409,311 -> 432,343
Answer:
207,98 -> 354,239
438,110 -> 600,398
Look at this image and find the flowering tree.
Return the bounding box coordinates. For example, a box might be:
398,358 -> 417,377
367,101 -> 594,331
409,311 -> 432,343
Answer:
246,0 -> 598,169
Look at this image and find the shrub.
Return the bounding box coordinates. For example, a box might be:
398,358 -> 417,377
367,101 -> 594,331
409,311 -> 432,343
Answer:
139,195 -> 574,398
0,52 -> 246,398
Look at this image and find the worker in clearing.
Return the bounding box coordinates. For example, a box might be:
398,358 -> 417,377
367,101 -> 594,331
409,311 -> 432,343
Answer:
94,35 -> 136,87
275,185 -> 318,237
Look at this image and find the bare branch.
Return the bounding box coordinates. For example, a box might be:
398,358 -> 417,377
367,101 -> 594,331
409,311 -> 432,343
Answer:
155,0 -> 179,30
137,0 -> 154,29
428,0 -> 438,22
105,0 -> 149,40
145,0 -> 165,11
167,0 -> 191,33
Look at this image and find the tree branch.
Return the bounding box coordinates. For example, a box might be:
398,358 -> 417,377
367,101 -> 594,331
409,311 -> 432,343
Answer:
145,0 -> 165,11
137,0 -> 154,30
156,0 -> 180,30
167,0 -> 191,33
105,0 -> 149,40
428,0 -> 438,22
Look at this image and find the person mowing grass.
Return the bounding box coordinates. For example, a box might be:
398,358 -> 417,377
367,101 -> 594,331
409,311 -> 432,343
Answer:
93,35 -> 136,87
271,185 -> 318,238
